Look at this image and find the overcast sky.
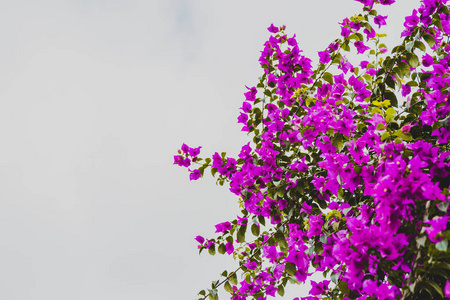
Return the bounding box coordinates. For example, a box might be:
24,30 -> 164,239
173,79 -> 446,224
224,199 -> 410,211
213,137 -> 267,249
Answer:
0,1 -> 420,299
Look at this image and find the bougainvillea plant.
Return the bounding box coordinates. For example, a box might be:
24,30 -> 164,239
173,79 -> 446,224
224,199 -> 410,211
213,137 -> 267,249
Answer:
174,0 -> 450,299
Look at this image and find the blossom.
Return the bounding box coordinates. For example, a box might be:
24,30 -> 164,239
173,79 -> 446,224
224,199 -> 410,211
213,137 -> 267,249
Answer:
215,221 -> 232,233
173,155 -> 191,167
364,27 -> 376,40
189,169 -> 201,180
424,216 -> 449,242
401,124 -> 412,134
225,242 -> 234,255
267,24 -> 279,33
307,214 -> 323,238
354,41 -> 370,54
244,86 -> 257,101
318,50 -> 331,64
195,235 -> 205,244
243,259 -> 258,270
262,245 -> 284,263
422,53 -> 434,67
309,280 -> 330,295
401,84 -> 411,97
374,15 -> 388,28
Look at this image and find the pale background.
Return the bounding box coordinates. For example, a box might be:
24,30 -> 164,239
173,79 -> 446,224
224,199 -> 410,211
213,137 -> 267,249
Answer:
0,0 -> 419,299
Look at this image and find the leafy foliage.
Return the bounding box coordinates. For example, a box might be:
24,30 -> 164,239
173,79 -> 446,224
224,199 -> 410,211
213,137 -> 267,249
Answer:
175,0 -> 450,299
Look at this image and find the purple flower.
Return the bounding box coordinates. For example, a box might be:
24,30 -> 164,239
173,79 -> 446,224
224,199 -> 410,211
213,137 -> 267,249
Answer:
341,26 -> 351,38
318,50 -> 331,64
309,280 -> 330,295
195,235 -> 205,244
374,15 -> 388,28
181,143 -> 190,154
262,246 -> 284,263
173,155 -> 191,167
225,242 -> 234,254
328,42 -> 339,51
354,41 -> 370,54
307,214 -> 323,238
243,259 -> 258,270
189,169 -> 201,181
401,84 -> 411,97
339,56 -> 353,74
215,221 -> 232,233
364,27 -> 376,40
445,281 -> 450,298
240,101 -> 252,113
422,53 -> 434,67
237,215 -> 248,226
189,146 -> 202,158
285,249 -> 309,269
267,73 -> 277,87
237,112 -> 248,125
267,24 -> 279,33
424,216 -> 449,243
265,285 -> 277,297
244,86 -> 257,101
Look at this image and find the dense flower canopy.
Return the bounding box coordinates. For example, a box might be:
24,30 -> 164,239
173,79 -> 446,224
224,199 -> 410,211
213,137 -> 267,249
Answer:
175,0 -> 450,299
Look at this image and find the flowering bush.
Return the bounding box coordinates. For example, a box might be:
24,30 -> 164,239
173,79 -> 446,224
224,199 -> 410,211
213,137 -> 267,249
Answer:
175,0 -> 450,299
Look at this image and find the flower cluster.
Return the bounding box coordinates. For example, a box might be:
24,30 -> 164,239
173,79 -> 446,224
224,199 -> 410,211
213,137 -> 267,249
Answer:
175,0 -> 450,299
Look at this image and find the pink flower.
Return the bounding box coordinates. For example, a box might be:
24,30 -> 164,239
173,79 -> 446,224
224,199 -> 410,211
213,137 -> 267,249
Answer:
424,216 -> 449,243
401,124 -> 412,134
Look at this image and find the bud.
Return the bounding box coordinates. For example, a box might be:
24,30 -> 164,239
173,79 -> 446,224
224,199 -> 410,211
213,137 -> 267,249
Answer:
401,124 -> 412,134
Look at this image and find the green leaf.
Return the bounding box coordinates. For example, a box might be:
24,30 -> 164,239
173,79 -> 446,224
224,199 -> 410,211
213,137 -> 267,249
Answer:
384,92 -> 398,108
199,290 -> 206,296
414,40 -> 426,52
251,223 -> 260,236
218,243 -> 226,255
394,129 -> 413,141
285,262 -> 297,276
416,236 -> 426,247
377,122 -> 386,130
208,245 -> 216,256
208,289 -> 219,300
386,75 -> 396,89
224,281 -> 233,293
258,215 -> 266,226
277,285 -> 285,297
423,34 -> 435,48
330,272 -> 340,284
274,231 -> 288,252
438,201 -> 449,212
385,107 -> 396,123
425,281 -> 444,298
406,80 -> 418,87
397,61 -> 411,78
436,239 -> 448,251
434,19 -> 443,31
229,272 -> 238,285
323,72 -> 334,84
405,41 -> 414,53
338,280 -> 350,294
406,53 -> 419,68
380,131 -> 390,141
237,226 -> 246,243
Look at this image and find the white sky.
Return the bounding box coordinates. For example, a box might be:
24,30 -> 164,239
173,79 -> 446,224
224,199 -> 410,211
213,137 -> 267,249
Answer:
0,0 -> 420,299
